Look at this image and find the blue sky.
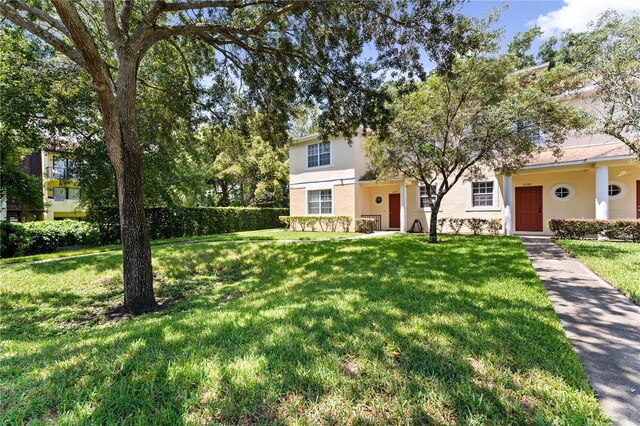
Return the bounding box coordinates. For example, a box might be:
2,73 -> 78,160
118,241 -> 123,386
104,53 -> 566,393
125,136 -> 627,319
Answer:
462,0 -> 563,49
402,0 -> 638,72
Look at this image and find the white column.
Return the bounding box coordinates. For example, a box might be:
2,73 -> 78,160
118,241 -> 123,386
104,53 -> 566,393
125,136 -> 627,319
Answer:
400,181 -> 407,232
503,175 -> 513,236
595,165 -> 609,220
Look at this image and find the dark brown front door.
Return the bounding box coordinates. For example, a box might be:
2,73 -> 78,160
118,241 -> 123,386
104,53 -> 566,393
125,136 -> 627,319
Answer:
516,186 -> 543,232
636,181 -> 640,219
389,193 -> 400,228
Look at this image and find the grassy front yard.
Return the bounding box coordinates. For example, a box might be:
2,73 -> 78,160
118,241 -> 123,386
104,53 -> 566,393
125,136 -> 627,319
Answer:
0,228 -> 359,266
556,239 -> 640,304
0,235 -> 606,424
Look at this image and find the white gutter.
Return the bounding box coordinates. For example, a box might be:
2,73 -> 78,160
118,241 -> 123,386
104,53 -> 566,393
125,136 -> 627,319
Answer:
521,154 -> 638,170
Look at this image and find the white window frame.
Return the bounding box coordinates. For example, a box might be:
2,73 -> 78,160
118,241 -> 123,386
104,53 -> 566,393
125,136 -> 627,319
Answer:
306,141 -> 332,169
517,120 -> 545,147
550,183 -> 575,202
467,179 -> 499,211
416,183 -> 438,211
306,188 -> 334,215
608,180 -> 626,200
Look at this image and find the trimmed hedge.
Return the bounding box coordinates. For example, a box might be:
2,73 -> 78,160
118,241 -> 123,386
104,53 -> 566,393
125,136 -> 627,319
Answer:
549,219 -> 640,241
89,207 -> 289,243
279,216 -> 352,232
1,220 -> 100,258
0,207 -> 289,258
441,218 -> 502,236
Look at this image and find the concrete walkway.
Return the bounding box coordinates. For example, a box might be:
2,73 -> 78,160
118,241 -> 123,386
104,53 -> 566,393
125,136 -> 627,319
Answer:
521,237 -> 640,426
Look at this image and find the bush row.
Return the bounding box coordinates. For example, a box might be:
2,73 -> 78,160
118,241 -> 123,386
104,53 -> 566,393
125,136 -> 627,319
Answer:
279,216 -> 353,232
88,207 -> 289,243
549,219 -> 640,241
438,217 -> 502,236
1,220 -> 100,258
1,207 -> 289,258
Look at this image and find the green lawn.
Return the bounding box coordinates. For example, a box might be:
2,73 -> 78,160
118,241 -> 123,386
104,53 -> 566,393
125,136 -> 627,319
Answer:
556,239 -> 640,304
0,235 -> 607,424
0,229 -> 359,266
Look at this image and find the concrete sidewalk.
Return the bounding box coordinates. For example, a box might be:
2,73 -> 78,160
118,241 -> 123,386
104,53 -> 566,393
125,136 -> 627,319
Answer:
521,237 -> 640,425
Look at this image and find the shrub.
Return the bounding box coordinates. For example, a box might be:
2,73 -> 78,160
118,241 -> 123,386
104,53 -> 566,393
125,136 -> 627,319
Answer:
487,219 -> 502,236
1,220 -> 100,257
0,222 -> 28,258
355,218 -> 375,234
437,217 -> 449,233
548,219 -> 603,240
449,218 -> 465,234
280,216 -> 353,232
466,218 -> 488,235
338,216 -> 352,232
550,219 -> 640,241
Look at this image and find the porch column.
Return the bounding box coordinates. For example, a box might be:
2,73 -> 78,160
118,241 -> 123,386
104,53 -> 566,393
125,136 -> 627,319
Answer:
595,165 -> 609,220
503,175 -> 513,236
400,181 -> 407,232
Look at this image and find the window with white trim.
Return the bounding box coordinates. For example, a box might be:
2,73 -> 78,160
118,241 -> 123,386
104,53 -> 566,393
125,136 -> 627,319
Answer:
308,189 -> 332,214
608,184 -> 622,197
516,121 -> 544,147
472,181 -> 495,207
307,142 -> 330,168
419,184 -> 437,208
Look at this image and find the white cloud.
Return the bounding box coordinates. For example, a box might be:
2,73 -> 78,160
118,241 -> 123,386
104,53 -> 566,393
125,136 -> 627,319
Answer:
533,0 -> 638,36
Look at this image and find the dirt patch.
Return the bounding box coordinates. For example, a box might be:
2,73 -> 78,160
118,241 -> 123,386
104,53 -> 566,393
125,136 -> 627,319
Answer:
339,357 -> 360,377
103,298 -> 173,322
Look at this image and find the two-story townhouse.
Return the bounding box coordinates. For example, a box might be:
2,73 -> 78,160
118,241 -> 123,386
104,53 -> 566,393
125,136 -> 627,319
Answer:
289,92 -> 639,235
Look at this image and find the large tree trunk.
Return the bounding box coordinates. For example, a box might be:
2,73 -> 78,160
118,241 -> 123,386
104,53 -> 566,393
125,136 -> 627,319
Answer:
110,59 -> 156,314
115,146 -> 156,314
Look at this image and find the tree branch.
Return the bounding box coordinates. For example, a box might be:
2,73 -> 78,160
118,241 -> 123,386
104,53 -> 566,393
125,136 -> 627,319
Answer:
103,0 -> 126,47
120,0 -> 134,35
8,0 -> 70,36
0,2 -> 85,67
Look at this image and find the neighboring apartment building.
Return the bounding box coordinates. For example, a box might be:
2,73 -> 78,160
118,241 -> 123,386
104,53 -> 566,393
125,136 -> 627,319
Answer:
289,95 -> 639,235
3,148 -> 85,222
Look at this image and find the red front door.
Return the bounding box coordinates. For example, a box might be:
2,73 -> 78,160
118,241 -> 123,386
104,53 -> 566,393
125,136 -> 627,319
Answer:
516,186 -> 543,232
389,193 -> 400,228
636,181 -> 640,219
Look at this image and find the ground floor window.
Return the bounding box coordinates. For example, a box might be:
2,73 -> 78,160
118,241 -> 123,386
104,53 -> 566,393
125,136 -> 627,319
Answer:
308,189 -> 332,214
472,181 -> 494,207
418,184 -> 437,208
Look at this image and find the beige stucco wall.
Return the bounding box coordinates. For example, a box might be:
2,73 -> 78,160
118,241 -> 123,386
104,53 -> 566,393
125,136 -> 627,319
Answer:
289,188 -> 306,217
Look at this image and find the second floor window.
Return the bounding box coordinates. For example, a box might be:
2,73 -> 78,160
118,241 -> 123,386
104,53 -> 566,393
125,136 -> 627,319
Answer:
472,181 -> 494,207
516,121 -> 544,147
307,142 -> 330,168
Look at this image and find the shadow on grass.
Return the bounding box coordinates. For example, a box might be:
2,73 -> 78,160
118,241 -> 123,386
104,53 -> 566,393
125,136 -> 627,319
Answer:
0,235 -> 606,424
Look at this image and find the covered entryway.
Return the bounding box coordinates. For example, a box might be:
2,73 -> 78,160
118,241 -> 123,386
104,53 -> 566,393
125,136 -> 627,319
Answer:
515,186 -> 543,232
389,193 -> 400,229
